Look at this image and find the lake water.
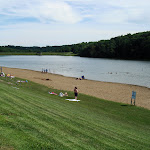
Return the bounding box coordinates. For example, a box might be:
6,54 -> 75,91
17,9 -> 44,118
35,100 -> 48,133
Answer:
0,55 -> 150,88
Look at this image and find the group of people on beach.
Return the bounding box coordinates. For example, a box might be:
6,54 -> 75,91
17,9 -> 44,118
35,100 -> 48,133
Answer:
41,66 -> 80,100
49,87 -> 78,100
42,68 -> 48,73
76,75 -> 85,80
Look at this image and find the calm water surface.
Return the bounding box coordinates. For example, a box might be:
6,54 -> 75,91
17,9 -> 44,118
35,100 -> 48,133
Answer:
0,55 -> 150,88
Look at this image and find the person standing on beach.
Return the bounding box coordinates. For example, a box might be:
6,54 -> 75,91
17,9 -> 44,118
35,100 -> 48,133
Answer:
74,87 -> 78,100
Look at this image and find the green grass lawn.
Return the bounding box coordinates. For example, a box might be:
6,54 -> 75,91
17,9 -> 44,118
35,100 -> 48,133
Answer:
0,76 -> 150,150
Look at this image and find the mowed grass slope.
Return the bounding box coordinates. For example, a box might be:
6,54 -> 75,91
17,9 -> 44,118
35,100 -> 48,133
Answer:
0,77 -> 150,150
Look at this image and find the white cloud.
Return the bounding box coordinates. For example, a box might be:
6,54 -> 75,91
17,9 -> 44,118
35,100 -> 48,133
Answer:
0,0 -> 150,46
101,0 -> 150,24
0,22 -> 146,46
0,0 -> 150,24
0,0 -> 82,24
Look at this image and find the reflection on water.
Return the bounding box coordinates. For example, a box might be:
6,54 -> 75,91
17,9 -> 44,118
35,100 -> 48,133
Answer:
0,55 -> 150,88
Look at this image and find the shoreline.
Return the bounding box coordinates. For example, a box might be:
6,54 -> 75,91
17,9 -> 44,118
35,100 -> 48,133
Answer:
2,67 -> 150,110
53,73 -> 150,89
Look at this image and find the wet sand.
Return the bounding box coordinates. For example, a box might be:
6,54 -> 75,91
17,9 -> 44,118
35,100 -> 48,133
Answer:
2,67 -> 150,110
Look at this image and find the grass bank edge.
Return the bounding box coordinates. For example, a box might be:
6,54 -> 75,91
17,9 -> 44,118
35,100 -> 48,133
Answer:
0,75 -> 150,112
1,75 -> 150,111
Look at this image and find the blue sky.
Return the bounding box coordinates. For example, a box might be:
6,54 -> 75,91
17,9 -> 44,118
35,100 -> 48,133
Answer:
0,0 -> 150,46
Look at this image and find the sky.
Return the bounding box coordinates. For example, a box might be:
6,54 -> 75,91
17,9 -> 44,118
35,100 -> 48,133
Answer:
0,0 -> 150,46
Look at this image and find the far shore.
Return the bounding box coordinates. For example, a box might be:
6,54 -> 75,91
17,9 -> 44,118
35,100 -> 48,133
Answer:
0,52 -> 77,56
2,67 -> 150,110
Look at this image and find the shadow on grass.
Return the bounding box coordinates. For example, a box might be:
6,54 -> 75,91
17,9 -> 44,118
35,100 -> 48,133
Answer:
121,105 -> 128,106
121,104 -> 136,107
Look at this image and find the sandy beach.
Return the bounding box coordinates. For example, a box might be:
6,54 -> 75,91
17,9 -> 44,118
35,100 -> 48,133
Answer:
2,67 -> 150,110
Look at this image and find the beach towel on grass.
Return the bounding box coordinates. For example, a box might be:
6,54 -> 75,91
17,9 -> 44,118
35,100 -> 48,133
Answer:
48,92 -> 57,95
66,99 -> 80,102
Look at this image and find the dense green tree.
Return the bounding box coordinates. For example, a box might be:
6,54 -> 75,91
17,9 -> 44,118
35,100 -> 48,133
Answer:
0,31 -> 150,60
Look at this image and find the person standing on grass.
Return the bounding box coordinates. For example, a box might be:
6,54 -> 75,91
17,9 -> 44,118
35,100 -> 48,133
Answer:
74,87 -> 78,100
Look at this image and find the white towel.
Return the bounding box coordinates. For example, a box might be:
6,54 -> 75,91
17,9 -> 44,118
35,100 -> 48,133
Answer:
66,99 -> 80,102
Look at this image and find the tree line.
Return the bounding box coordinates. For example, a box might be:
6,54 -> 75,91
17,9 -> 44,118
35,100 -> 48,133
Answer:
0,31 -> 150,59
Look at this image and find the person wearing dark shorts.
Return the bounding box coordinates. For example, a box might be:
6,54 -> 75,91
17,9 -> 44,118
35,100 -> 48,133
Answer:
74,87 -> 78,100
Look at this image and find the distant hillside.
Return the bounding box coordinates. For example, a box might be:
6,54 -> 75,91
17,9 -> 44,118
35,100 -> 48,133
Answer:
0,31 -> 150,60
